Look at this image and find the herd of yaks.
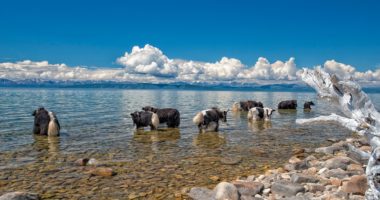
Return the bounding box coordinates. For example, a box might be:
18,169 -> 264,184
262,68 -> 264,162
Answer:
31,100 -> 315,136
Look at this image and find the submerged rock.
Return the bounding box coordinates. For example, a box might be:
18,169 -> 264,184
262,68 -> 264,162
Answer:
0,192 -> 40,200
88,167 -> 116,177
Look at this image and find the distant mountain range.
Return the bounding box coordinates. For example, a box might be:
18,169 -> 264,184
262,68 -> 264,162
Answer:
1,78 -> 379,93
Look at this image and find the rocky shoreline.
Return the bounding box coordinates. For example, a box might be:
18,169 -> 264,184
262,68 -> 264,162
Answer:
188,135 -> 370,200
0,135 -> 370,200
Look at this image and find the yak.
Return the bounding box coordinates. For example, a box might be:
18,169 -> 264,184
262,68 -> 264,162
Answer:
247,107 -> 276,121
278,100 -> 297,109
238,100 -> 264,111
130,111 -> 160,130
192,107 -> 228,132
141,106 -> 180,128
32,107 -> 60,136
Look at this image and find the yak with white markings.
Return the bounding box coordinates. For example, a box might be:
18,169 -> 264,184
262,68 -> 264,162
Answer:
141,106 -> 180,128
32,107 -> 60,136
130,111 -> 160,130
193,107 -> 228,132
247,107 -> 276,121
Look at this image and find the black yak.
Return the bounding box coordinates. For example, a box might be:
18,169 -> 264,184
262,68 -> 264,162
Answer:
304,101 -> 315,110
247,107 -> 276,121
192,107 -> 228,132
32,107 -> 60,136
130,111 -> 159,130
278,100 -> 297,109
236,100 -> 264,111
141,106 -> 180,128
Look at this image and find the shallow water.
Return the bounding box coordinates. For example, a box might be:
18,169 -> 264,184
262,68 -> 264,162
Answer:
0,89 -> 379,199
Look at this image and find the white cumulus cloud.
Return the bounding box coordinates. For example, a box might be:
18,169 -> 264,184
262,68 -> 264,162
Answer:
0,44 -> 379,86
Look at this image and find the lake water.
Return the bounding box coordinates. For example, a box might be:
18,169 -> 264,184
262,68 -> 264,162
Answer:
1,88 -> 379,199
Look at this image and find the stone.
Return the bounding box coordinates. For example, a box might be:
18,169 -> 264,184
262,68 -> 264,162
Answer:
74,158 -> 89,166
289,156 -> 301,164
290,173 -> 319,184
281,173 -> 291,179
188,187 -> 215,200
263,188 -> 270,195
292,148 -> 305,155
0,192 -> 40,200
347,164 -> 364,172
232,180 -> 264,196
350,194 -> 366,200
306,167 -> 317,175
323,168 -> 348,179
324,156 -> 354,170
209,176 -> 220,182
87,158 -> 100,166
213,182 -> 239,200
88,167 -> 116,177
330,178 -> 342,186
318,167 -> 328,174
305,183 -> 325,193
220,157 -> 242,165
360,145 -> 371,152
315,145 -> 342,154
246,175 -> 255,181
240,195 -> 256,200
341,175 -> 368,195
271,181 -> 305,197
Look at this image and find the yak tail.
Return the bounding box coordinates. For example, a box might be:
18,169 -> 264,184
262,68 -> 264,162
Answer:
151,112 -> 160,129
192,112 -> 204,125
48,112 -> 60,137
232,102 -> 240,112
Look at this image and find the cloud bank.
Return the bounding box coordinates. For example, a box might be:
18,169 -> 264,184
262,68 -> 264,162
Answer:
0,44 -> 379,86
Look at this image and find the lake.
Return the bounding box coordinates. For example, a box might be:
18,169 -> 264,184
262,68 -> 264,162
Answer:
1,88 -> 379,199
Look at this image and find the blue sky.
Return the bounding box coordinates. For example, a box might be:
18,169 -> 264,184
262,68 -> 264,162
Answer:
0,0 -> 379,71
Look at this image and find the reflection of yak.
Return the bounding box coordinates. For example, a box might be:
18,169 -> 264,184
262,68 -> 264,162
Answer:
278,100 -> 297,109
130,111 -> 159,130
247,107 -> 276,121
141,106 -> 180,128
235,101 -> 264,111
193,107 -> 228,132
32,107 -> 60,136
303,101 -> 315,110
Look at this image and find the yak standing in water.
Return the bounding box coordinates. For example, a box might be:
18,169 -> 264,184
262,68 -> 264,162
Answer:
193,107 -> 228,132
236,100 -> 264,111
247,107 -> 276,121
130,111 -> 160,130
32,107 -> 60,136
304,101 -> 315,110
278,100 -> 297,109
141,106 -> 180,128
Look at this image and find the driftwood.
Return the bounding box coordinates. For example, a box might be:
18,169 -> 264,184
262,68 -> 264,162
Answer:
296,68 -> 380,199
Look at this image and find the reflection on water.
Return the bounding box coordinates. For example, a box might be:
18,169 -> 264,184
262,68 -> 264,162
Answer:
0,89 -> 379,199
248,121 -> 272,132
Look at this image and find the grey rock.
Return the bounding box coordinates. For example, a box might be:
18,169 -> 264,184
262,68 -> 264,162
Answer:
305,183 -> 325,193
323,168 -> 349,179
315,145 -> 342,154
232,181 -> 264,196
214,182 -> 239,200
324,156 -> 354,170
291,174 -> 319,184
188,187 -> 215,200
220,157 -> 242,165
0,192 -> 40,200
271,181 -> 305,197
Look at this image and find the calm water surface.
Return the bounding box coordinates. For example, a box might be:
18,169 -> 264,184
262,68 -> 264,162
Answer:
1,89 -> 379,199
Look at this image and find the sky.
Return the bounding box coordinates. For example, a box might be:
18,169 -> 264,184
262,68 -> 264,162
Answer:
0,0 -> 379,85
